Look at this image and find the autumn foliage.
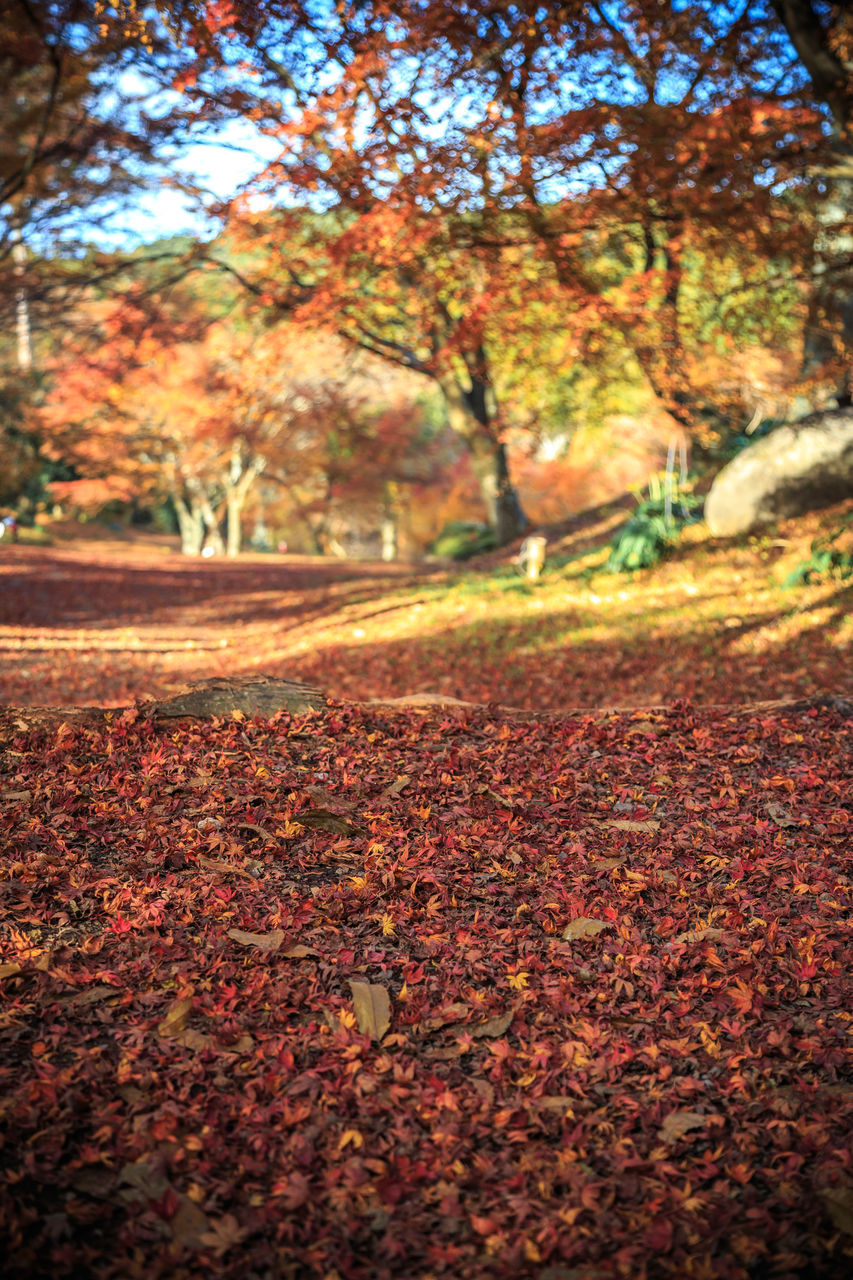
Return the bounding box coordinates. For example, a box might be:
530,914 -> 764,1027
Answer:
2,515 -> 853,1277
1,695 -> 851,1278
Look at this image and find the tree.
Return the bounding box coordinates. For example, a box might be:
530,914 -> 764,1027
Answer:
169,1 -> 849,474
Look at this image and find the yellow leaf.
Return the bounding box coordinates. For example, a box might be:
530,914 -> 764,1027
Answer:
563,917 -> 611,941
508,971 -> 529,990
348,979 -> 391,1042
380,913 -> 396,937
0,963 -> 22,979
157,996 -> 193,1038
337,1128 -> 364,1151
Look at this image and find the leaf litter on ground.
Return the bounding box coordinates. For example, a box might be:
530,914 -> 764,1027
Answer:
0,696 -> 851,1278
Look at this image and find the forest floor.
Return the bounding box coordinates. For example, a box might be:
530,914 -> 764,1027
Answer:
1,498 -> 852,710
1,502 -> 851,1279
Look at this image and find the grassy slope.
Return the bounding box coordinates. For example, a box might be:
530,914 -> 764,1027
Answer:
0,499 -> 851,711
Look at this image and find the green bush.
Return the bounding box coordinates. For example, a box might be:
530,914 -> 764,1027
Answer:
784,517 -> 853,586
430,521 -> 497,560
605,477 -> 701,574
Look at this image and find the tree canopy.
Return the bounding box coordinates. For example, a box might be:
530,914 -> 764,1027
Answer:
2,0 -> 851,546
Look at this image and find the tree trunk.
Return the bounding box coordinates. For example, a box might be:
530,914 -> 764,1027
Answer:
172,493 -> 205,555
438,368 -> 526,545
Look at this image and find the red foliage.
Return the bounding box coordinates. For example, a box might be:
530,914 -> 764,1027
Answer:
1,698 -> 851,1278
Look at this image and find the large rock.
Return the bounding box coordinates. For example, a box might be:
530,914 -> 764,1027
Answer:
705,409 -> 853,536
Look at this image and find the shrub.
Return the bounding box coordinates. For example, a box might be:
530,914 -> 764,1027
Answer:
784,516 -> 853,586
606,476 -> 701,574
430,520 -> 497,560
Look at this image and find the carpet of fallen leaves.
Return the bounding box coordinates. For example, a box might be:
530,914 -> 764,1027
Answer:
1,698 -> 851,1278
1,501 -> 851,711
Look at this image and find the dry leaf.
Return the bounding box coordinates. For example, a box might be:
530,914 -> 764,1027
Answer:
173,1028 -> 215,1052
602,818 -> 660,833
237,822 -> 275,840
196,854 -> 255,879
819,1185 -> 853,1236
765,803 -> 799,828
170,1193 -> 209,1248
157,996 -> 193,1038
348,979 -> 391,1042
590,856 -> 624,870
382,775 -> 411,797
281,944 -> 321,959
1,789 -> 32,802
671,926 -> 725,945
0,963 -> 22,979
538,1096 -> 575,1111
63,985 -> 121,1007
563,917 -> 612,941
471,1001 -> 521,1039
660,1109 -> 707,1142
294,807 -> 362,836
226,927 -> 285,952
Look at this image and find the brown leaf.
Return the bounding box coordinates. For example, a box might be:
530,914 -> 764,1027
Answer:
819,1185 -> 853,1236
170,1194 -> 209,1248
563,917 -> 612,941
1,789 -> 32,802
538,1096 -> 575,1111
226,927 -> 285,953
157,996 -> 193,1038
660,1110 -> 708,1142
671,926 -> 725,945
63,985 -> 121,1007
173,1028 -> 215,1051
281,943 -> 321,959
765,802 -> 799,828
196,854 -> 256,879
590,856 -> 624,870
237,822 -> 275,840
348,979 -> 391,1041
0,963 -> 22,979
601,818 -> 660,833
471,1001 -> 521,1039
383,774 -> 412,797
295,807 -> 363,836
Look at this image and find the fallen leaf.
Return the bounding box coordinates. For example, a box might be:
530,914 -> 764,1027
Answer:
563,917 -> 612,941
157,996 -> 194,1038
196,854 -> 255,879
1,790 -> 32,802
281,944 -> 321,959
226,927 -> 285,952
173,1028 -> 215,1051
660,1110 -> 708,1142
0,963 -> 22,979
62,984 -> 121,1006
765,803 -> 799,828
471,1001 -> 521,1039
671,926 -> 726,945
382,775 -> 412,797
601,819 -> 660,833
294,807 -> 363,836
170,1194 -> 209,1248
348,979 -> 391,1041
819,1185 -> 853,1235
237,822 -> 275,840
